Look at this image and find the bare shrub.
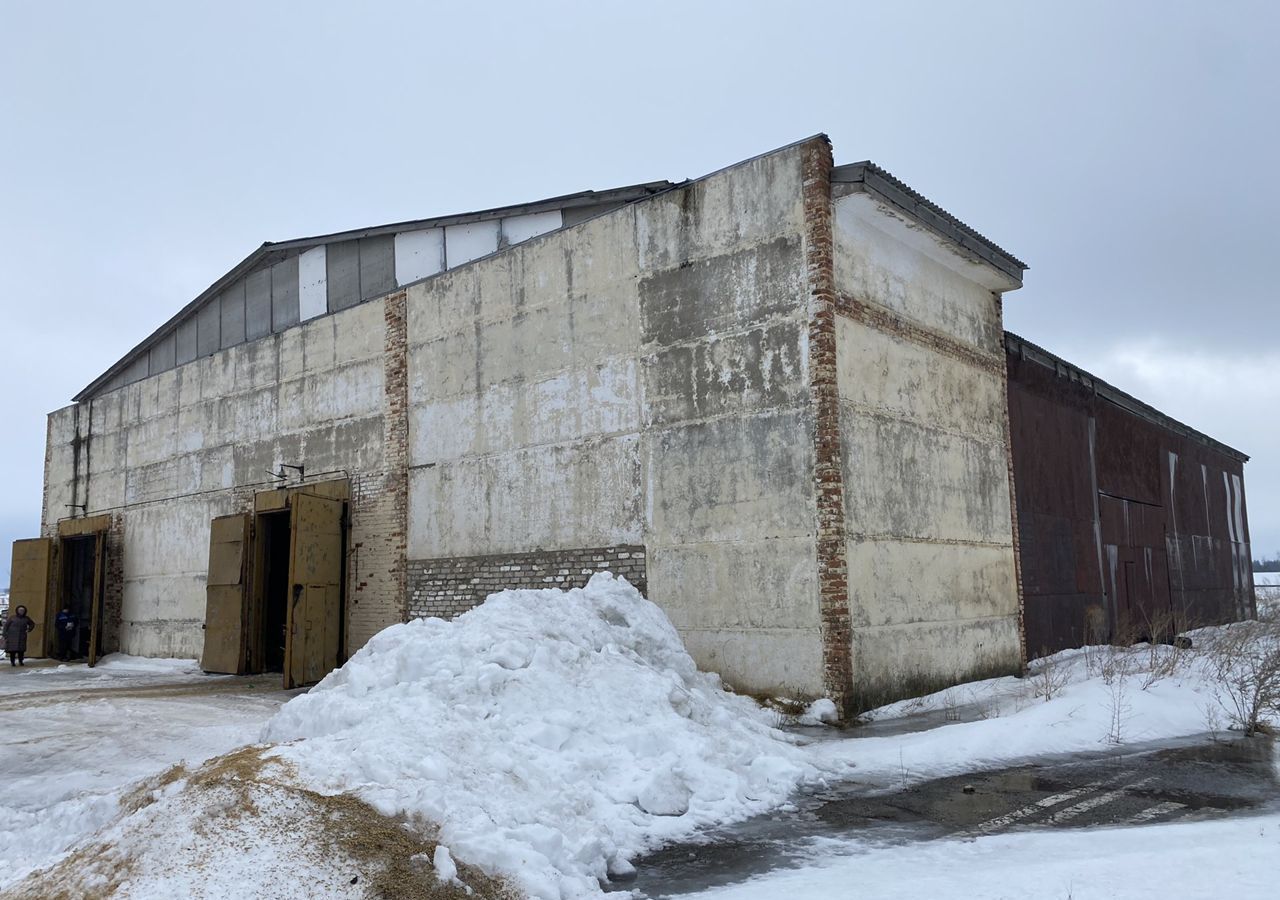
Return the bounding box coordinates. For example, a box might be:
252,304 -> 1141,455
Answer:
1207,618 -> 1280,736
943,690 -> 961,721
1082,605 -> 1108,678
1106,664 -> 1130,744
1030,650 -> 1070,702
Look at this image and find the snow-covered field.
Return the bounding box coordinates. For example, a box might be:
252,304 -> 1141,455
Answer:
3,574 -> 1279,899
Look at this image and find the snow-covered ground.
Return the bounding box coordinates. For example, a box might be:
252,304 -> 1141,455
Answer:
675,809 -> 1280,899
3,575 -> 1279,899
0,658 -> 288,890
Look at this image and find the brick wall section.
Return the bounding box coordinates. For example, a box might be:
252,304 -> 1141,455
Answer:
803,137 -> 854,717
407,546 -> 647,620
101,512 -> 125,655
345,292 -> 410,651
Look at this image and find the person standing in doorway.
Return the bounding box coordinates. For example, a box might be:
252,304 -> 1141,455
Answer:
4,606 -> 35,667
55,606 -> 77,661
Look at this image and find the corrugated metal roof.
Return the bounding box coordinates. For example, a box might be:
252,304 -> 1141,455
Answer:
832,161 -> 1027,284
1005,330 -> 1249,462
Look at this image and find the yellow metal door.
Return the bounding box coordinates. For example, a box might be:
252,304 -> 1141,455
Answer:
201,514 -> 251,674
87,531 -> 106,667
9,539 -> 55,658
285,493 -> 344,688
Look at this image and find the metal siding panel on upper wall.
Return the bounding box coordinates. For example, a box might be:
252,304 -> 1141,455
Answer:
394,229 -> 444,286
196,300 -> 220,357
149,331 -> 176,375
271,257 -> 300,333
298,246 -> 327,321
501,210 -> 562,245
326,240 -> 360,312
444,220 -> 499,267
220,280 -> 246,349
245,268 -> 272,340
358,235 -> 395,301
124,355 -> 148,385
176,318 -> 197,365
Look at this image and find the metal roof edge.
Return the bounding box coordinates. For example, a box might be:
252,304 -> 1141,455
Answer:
832,161 -> 1027,285
73,136 -> 833,403
71,180 -> 677,401
1004,330 -> 1249,463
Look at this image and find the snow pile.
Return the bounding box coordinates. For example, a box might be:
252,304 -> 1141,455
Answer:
832,626 -> 1280,785
92,653 -> 204,674
263,573 -> 823,899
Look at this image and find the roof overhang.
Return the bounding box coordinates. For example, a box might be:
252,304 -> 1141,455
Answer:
832,161 -> 1027,291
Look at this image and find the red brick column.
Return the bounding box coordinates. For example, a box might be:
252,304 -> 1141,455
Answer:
803,137 -> 854,716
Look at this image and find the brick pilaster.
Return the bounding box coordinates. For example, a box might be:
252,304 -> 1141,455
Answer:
803,137 -> 854,716
345,292 -> 410,652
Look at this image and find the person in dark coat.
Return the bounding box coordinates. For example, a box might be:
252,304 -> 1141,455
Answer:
55,606 -> 77,661
4,606 -> 36,667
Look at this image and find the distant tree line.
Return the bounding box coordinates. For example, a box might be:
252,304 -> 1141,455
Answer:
1254,554 -> 1280,572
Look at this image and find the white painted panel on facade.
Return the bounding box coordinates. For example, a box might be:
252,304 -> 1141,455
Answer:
395,228 -> 445,286
299,246 -> 328,321
501,210 -> 562,245
444,220 -> 499,268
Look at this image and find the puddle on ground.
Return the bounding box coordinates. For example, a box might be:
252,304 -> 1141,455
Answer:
610,735 -> 1279,898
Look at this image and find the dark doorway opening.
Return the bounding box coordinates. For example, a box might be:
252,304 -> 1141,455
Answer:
60,535 -> 97,659
258,511 -> 290,673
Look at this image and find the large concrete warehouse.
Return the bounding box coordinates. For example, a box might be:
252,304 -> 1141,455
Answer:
11,135 -> 1255,715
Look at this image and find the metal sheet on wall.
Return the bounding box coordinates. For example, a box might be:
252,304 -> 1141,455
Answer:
176,317 -> 198,365
196,299 -> 220,357
271,256 -> 299,333
326,240 -> 360,312
221,280 -> 246,349
358,235 -> 395,302
299,245 -> 327,321
394,228 -> 444,286
245,269 -> 272,340
148,331 -> 176,376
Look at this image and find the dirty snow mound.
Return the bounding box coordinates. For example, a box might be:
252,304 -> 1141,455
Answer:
263,573 -> 821,899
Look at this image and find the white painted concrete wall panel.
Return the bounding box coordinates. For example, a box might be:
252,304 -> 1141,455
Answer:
395,228 -> 445,286
299,245 -> 328,321
836,317 -> 1006,442
408,435 -> 643,558
833,194 -> 1003,353
833,191 -> 1021,701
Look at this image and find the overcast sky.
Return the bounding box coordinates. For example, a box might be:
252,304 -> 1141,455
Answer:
1,1 -> 1277,587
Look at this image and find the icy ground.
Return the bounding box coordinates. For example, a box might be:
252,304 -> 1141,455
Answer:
2,575 -> 1279,899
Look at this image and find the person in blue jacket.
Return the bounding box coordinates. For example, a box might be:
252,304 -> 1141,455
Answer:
55,606 -> 78,661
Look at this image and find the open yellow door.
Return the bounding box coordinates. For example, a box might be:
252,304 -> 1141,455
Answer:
201,514 -> 251,674
10,539 -> 55,658
285,493 -> 344,689
87,531 -> 106,667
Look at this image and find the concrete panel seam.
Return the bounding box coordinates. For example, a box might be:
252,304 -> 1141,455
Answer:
835,291 -> 1003,375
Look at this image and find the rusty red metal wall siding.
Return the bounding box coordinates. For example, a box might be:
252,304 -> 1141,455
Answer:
1006,343 -> 1254,657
